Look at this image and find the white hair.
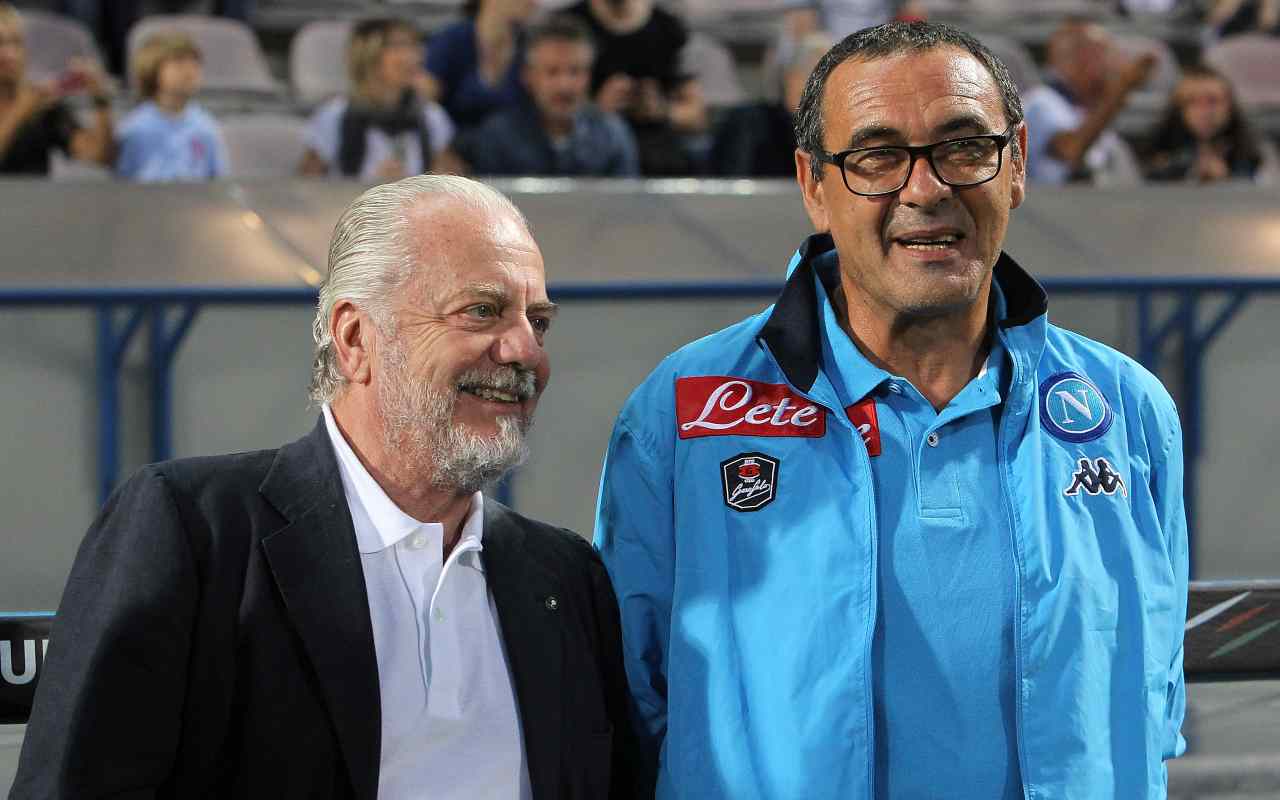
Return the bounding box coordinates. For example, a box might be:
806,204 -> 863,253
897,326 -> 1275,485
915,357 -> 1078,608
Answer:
309,174 -> 529,406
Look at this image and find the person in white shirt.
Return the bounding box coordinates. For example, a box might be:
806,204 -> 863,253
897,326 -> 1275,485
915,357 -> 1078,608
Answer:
1021,19 -> 1155,184
14,174 -> 643,800
300,17 -> 459,181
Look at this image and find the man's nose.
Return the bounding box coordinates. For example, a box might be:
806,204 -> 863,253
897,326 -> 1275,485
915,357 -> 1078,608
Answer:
492,317 -> 542,368
896,152 -> 952,208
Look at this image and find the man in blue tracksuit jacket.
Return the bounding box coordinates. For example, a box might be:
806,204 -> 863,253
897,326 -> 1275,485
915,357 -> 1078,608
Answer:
594,22 -> 1187,800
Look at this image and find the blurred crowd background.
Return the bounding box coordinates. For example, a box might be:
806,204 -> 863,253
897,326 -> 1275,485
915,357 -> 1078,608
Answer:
1,0 -> 1277,186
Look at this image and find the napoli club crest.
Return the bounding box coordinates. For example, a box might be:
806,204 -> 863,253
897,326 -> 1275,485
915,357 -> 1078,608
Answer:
1038,371 -> 1114,443
721,452 -> 779,512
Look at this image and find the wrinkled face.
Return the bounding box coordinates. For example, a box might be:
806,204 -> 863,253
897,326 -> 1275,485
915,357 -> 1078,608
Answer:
797,47 -> 1026,322
156,54 -> 202,98
374,29 -> 422,91
524,39 -> 593,124
1177,76 -> 1231,140
375,202 -> 555,491
0,21 -> 25,83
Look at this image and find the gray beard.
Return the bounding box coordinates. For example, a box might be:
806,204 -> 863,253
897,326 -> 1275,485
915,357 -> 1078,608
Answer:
377,340 -> 532,496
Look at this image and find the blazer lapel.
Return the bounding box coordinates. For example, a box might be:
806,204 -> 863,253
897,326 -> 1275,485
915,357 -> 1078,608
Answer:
482,501 -> 564,798
259,420 -> 381,800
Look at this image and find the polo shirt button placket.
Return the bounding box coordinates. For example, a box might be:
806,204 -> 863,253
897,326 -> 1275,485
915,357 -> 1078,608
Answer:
926,432 -> 940,448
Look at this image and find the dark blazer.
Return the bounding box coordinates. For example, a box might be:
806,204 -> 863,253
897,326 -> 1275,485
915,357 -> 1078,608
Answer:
12,420 -> 644,800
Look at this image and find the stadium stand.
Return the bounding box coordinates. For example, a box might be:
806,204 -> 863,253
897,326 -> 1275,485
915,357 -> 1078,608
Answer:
1203,32 -> 1280,110
126,14 -> 280,98
679,30 -> 744,109
287,18 -> 350,107
220,110 -> 308,176
1112,32 -> 1182,136
973,32 -> 1042,93
14,8 -> 100,82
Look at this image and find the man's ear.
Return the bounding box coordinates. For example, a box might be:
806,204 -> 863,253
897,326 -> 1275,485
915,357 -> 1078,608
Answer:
331,300 -> 375,387
795,149 -> 831,233
1009,122 -> 1028,210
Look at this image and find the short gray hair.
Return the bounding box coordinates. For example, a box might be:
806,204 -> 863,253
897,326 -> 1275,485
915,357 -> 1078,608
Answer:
795,21 -> 1025,182
309,174 -> 529,406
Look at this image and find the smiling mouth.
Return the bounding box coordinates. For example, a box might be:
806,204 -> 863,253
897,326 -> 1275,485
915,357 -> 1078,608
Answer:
457,368 -> 538,406
460,384 -> 523,404
894,233 -> 964,251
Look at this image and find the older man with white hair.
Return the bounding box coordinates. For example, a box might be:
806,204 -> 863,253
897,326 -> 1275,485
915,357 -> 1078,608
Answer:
13,175 -> 641,800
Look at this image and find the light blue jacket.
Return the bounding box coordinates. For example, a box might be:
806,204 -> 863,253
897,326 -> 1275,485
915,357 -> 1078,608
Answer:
594,234 -> 1188,799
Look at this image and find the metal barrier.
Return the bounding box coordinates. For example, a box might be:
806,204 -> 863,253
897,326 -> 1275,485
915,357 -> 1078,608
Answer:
5,580 -> 1278,723
3,276 -> 1280,576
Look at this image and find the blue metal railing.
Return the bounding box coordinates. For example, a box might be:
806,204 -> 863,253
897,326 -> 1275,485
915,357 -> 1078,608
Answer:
4,275 -> 1280,577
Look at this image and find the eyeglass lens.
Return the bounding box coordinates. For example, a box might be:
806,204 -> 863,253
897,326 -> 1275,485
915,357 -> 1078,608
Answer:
844,137 -> 1002,194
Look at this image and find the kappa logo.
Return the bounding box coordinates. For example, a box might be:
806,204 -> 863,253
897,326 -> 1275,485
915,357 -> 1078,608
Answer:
677,377 -> 826,440
1064,456 -> 1128,498
1039,371 -> 1114,443
721,452 -> 779,512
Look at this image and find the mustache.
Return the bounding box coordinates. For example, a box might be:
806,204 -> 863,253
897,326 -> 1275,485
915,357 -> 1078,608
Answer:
456,366 -> 539,401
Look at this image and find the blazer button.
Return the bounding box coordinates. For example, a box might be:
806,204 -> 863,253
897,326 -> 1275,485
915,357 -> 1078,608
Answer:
544,595 -> 559,611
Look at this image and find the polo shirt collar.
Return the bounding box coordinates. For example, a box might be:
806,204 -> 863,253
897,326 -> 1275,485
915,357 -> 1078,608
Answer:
322,405 -> 484,556
813,248 -> 1012,409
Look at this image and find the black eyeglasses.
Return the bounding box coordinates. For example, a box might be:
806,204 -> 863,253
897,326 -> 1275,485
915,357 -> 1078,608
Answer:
816,124 -> 1018,197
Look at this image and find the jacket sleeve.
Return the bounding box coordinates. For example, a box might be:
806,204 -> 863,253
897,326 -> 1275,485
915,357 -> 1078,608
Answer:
11,468 -> 197,798
594,413 -> 674,792
1152,401 -> 1189,761
583,543 -> 655,800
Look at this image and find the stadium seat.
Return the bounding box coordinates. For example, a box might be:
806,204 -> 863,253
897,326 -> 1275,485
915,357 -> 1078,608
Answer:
974,33 -> 1042,93
126,15 -> 280,97
17,10 -> 103,84
680,32 -> 745,109
1204,34 -> 1280,110
289,19 -> 352,108
220,113 -> 310,178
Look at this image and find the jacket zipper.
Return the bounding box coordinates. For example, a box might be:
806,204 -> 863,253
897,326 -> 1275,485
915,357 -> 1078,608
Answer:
997,330 -> 1032,800
761,346 -> 878,799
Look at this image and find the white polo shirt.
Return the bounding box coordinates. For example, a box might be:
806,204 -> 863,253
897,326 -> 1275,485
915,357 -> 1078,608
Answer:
322,406 -> 532,800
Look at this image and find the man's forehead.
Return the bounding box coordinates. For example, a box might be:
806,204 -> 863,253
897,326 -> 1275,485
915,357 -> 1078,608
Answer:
400,202 -> 544,299
823,48 -> 1005,140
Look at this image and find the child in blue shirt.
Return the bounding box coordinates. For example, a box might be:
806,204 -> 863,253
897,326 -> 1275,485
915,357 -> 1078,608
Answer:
116,31 -> 228,181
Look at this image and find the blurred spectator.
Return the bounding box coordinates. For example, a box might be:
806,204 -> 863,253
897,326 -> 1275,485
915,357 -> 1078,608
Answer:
566,0 -> 709,175
1022,19 -> 1154,184
1142,63 -> 1276,183
1206,0 -> 1279,37
710,32 -> 831,177
299,18 -> 456,181
453,15 -> 637,176
59,0 -> 255,76
779,1 -> 925,44
0,4 -> 112,175
116,31 -> 227,181
425,0 -> 536,130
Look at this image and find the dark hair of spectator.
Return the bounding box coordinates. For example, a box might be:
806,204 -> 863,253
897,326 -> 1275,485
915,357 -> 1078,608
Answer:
526,14 -> 596,53
794,21 -> 1025,182
1142,63 -> 1263,173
